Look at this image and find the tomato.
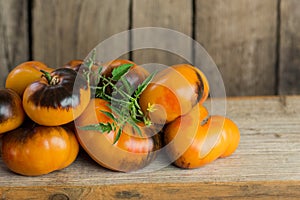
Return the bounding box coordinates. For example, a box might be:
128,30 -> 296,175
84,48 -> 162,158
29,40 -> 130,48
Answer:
1,122 -> 79,176
139,64 -> 209,124
196,68 -> 210,104
0,89 -> 25,134
22,68 -> 90,126
219,117 -> 240,158
5,61 -> 53,96
62,59 -> 84,72
164,106 -> 240,169
98,59 -> 149,95
75,98 -> 161,172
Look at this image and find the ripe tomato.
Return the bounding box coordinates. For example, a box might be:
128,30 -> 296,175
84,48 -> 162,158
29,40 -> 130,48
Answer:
139,64 -> 209,124
0,89 -> 25,134
5,61 -> 53,96
164,106 -> 240,169
22,68 -> 90,126
98,59 -> 149,95
1,122 -> 79,176
62,59 -> 84,72
75,98 -> 161,172
219,117 -> 240,158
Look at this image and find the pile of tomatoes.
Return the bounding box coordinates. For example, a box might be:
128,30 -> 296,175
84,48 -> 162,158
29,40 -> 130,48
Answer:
0,58 -> 240,176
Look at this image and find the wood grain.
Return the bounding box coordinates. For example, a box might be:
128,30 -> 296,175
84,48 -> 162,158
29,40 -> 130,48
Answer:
195,0 -> 278,96
132,0 -> 193,67
1,96 -> 300,199
0,0 -> 29,87
32,0 -> 130,68
279,0 -> 300,95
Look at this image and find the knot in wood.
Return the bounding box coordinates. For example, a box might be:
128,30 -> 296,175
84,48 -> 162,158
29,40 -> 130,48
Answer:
49,193 -> 69,200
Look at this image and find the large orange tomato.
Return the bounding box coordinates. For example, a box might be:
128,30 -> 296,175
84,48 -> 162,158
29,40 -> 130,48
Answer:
96,59 -> 149,96
164,105 -> 240,169
22,68 -> 90,126
1,122 -> 79,176
139,64 -> 209,124
5,61 -> 53,96
75,98 -> 161,172
0,89 -> 25,134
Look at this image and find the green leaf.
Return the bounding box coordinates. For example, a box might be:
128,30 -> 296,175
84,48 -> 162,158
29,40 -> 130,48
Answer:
107,104 -> 123,117
100,110 -> 116,121
120,76 -> 133,94
78,122 -> 114,133
129,120 -> 142,136
135,71 -> 156,96
113,128 -> 123,144
111,63 -> 133,81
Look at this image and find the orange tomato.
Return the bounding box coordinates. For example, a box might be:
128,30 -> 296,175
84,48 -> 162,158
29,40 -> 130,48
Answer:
139,64 -> 209,124
164,106 -> 240,169
5,61 -> 53,96
62,59 -> 84,72
1,123 -> 79,176
22,68 -> 90,126
75,98 -> 161,172
97,59 -> 149,96
219,117 -> 240,158
0,89 -> 25,134
101,59 -> 149,84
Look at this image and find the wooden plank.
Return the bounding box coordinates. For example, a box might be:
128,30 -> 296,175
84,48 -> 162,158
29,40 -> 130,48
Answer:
279,0 -> 300,95
1,96 -> 300,198
195,0 -> 278,96
0,0 -> 29,87
32,0 -> 130,68
132,0 -> 192,66
1,182 -> 299,200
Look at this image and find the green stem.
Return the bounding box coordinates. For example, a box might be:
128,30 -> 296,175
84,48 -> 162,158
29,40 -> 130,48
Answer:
40,70 -> 52,83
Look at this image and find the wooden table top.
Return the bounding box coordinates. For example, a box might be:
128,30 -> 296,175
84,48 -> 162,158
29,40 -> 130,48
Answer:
1,96 -> 300,199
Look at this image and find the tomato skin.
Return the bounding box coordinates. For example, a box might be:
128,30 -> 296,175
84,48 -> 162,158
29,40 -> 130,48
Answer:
22,68 -> 90,126
98,59 -> 149,95
5,61 -> 53,96
0,89 -> 25,134
220,117 -> 240,158
164,106 -> 239,169
139,64 -> 209,124
195,68 -> 209,104
63,59 -> 84,72
1,124 -> 79,176
75,98 -> 161,172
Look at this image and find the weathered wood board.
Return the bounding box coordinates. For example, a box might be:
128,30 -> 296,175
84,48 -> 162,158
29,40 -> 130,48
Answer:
1,96 -> 300,199
279,0 -> 300,95
195,0 -> 278,96
32,0 -> 130,68
1,0 -> 300,96
0,0 -> 29,87
132,0 -> 193,66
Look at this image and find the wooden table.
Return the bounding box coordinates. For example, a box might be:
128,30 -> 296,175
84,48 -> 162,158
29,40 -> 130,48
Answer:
1,96 -> 300,199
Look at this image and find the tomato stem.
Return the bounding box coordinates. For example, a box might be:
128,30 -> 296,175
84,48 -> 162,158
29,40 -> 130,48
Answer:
40,70 -> 60,85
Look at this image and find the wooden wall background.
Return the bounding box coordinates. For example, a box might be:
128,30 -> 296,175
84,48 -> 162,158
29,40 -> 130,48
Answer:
0,0 -> 299,96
